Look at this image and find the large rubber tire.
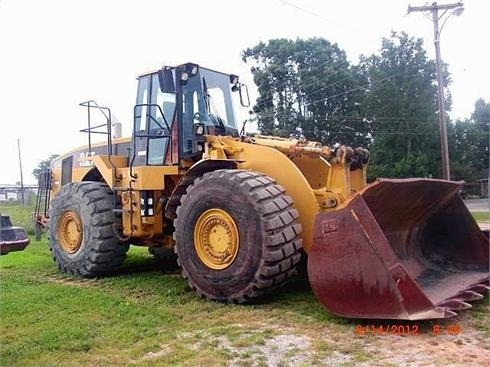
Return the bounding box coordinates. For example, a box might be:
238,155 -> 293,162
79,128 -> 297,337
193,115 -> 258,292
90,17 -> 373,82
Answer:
48,182 -> 129,277
174,169 -> 302,303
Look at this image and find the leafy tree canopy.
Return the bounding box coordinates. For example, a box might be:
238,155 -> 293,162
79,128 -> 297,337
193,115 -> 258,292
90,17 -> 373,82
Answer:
451,98 -> 489,180
357,31 -> 450,179
243,32 -> 454,179
242,37 -> 369,147
32,154 -> 59,181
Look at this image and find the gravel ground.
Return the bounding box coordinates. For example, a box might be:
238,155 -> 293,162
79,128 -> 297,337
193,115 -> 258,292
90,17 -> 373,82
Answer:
168,303 -> 490,367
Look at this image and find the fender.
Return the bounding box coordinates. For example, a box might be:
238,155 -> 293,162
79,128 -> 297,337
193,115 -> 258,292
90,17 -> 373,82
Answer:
228,139 -> 320,253
165,159 -> 237,220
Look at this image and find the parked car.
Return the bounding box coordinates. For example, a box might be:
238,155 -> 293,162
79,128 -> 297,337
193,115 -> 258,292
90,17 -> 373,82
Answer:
0,213 -> 30,255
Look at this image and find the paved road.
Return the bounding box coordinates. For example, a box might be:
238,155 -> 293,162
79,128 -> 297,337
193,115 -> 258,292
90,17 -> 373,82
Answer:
465,198 -> 489,213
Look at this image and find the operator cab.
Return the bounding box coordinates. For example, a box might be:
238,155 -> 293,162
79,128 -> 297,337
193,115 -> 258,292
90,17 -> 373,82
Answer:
132,62 -> 249,167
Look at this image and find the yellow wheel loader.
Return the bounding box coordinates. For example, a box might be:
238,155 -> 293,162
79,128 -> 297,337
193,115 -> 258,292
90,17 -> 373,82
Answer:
37,62 -> 488,320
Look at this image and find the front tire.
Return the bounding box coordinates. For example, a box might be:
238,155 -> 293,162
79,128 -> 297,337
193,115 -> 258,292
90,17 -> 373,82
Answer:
174,169 -> 302,303
48,182 -> 129,277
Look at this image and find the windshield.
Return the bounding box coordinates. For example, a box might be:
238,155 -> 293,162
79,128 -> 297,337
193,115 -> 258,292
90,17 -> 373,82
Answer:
182,67 -> 238,129
201,68 -> 237,128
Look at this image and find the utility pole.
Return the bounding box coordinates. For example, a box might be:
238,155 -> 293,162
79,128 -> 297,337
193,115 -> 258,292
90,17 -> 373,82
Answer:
407,2 -> 464,180
17,138 -> 25,205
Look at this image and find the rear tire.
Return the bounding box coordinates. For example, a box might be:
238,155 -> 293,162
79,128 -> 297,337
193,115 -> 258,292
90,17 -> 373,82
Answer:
174,169 -> 302,303
48,182 -> 129,277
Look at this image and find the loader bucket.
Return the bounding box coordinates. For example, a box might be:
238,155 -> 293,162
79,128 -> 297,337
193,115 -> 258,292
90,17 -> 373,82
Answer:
308,178 -> 489,320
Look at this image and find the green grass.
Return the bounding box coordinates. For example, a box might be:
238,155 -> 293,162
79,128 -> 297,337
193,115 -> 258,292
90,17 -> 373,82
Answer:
472,211 -> 490,222
1,203 -> 489,366
0,238 -> 345,367
2,238 -> 488,367
0,203 -> 37,235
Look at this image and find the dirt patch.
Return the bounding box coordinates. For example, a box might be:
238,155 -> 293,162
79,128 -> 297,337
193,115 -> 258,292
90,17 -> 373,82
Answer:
220,333 -> 312,366
176,303 -> 489,367
44,274 -> 98,287
357,330 -> 490,367
141,345 -> 172,361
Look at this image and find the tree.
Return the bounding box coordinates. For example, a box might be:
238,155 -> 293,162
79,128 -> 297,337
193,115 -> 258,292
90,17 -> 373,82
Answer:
242,33 -> 457,179
242,37 -> 370,147
32,155 -> 59,181
451,98 -> 489,181
357,32 -> 450,179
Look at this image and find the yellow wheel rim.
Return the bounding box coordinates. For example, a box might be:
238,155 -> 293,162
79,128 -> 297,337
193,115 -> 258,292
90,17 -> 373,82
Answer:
58,211 -> 83,254
194,209 -> 239,270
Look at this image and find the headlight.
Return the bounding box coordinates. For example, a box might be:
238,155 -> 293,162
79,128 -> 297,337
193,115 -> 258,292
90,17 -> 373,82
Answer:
195,124 -> 205,135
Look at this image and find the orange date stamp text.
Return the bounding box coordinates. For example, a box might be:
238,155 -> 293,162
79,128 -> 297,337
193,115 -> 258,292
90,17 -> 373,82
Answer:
354,323 -> 462,336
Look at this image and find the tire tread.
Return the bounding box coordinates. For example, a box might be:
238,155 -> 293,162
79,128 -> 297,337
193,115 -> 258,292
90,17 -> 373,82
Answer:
48,182 -> 129,278
175,169 -> 303,304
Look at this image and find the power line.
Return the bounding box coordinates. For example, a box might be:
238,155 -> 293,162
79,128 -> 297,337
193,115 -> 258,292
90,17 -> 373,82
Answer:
261,128 -> 444,136
243,0 -> 396,110
276,0 -> 331,22
244,41 -> 438,123
305,71 -> 405,107
244,51 -> 354,109
243,3 -> 440,123
275,0 -> 367,34
250,69 -> 408,122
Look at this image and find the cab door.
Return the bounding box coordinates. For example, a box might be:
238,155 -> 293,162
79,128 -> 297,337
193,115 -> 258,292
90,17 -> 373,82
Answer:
133,72 -> 177,167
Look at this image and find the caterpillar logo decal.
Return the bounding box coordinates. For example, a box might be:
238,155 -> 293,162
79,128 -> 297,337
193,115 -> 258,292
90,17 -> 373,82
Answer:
78,152 -> 95,167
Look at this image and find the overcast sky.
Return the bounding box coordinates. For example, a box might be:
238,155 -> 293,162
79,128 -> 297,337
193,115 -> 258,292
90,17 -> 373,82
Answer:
1,0 -> 489,184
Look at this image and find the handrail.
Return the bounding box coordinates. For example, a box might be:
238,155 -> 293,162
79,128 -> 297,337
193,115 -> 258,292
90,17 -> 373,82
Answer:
79,100 -> 113,156
34,169 -> 51,221
79,100 -> 123,183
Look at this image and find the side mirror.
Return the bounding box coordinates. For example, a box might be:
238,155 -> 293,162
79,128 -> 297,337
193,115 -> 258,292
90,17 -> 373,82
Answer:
232,83 -> 250,107
158,67 -> 176,93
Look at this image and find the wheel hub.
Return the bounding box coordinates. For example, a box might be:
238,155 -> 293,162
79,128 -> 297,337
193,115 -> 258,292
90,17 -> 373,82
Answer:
194,209 -> 239,270
58,211 -> 83,254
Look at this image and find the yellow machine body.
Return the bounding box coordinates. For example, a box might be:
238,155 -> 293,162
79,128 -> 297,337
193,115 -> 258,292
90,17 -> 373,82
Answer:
49,134 -> 366,252
41,62 -> 488,321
